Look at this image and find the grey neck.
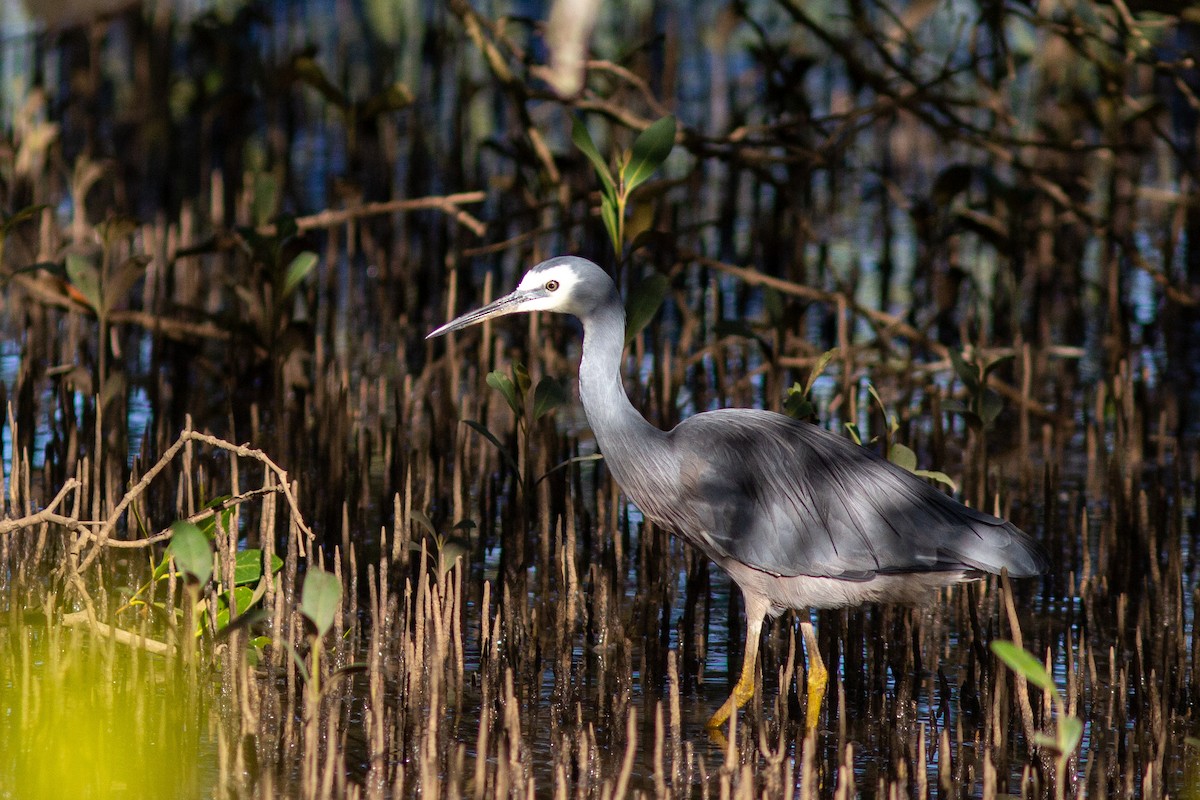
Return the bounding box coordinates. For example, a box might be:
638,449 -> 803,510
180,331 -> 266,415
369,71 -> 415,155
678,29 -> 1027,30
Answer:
577,291 -> 666,491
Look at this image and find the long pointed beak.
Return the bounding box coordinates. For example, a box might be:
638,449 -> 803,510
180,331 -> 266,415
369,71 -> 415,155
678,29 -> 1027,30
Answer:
426,288 -> 527,339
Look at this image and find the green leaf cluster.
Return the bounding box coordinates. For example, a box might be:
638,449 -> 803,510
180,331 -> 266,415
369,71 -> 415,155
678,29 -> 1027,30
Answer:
818,374 -> 959,493
572,115 -> 676,259
124,505 -> 282,662
783,349 -> 836,421
466,361 -> 598,492
944,348 -> 1012,431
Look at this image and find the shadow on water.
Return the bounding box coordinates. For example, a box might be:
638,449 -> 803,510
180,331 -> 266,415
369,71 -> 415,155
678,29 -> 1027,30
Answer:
0,0 -> 1199,796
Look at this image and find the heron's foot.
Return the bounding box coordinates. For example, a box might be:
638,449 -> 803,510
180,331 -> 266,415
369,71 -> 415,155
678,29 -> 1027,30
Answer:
804,657 -> 828,731
706,671 -> 756,731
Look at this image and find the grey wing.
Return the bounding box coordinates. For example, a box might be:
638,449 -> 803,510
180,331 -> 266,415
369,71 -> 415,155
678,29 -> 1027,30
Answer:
670,410 -> 1047,580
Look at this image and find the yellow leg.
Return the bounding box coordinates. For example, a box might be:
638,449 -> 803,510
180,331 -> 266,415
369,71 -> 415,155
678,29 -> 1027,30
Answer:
800,619 -> 827,731
707,596 -> 767,731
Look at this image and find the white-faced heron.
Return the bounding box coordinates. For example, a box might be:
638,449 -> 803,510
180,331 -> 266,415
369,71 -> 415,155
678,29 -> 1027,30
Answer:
428,255 -> 1048,731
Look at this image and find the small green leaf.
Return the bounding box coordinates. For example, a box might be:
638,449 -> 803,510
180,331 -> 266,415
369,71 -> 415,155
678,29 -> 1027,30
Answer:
571,116 -> 615,199
911,468 -> 958,493
300,568 -> 342,638
282,250 -> 318,299
486,370 -> 521,416
65,252 -> 102,311
600,197 -> 621,256
867,384 -> 893,432
1032,732 -> 1061,750
101,254 -> 149,314
215,586 -> 256,631
625,273 -> 669,344
983,352 -> 1015,378
169,521 -> 213,585
251,173 -> 278,228
1057,716 -> 1084,754
462,419 -> 523,480
844,422 -> 863,445
943,400 -> 982,429
535,452 -> 604,484
990,640 -> 1056,693
888,442 -> 918,472
624,115 -> 676,194
285,641 -> 311,684
980,388 -> 1004,426
804,349 -> 837,395
949,349 -> 979,392
783,383 -> 816,421
409,509 -> 437,537
513,362 -> 531,396
233,549 -> 281,586
532,376 -> 567,420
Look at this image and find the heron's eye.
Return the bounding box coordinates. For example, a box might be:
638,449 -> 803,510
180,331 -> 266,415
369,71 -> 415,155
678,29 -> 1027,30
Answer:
545,280 -> 560,292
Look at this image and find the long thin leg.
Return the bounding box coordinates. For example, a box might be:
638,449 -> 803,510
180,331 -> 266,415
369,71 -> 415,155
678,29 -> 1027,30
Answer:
800,618 -> 827,731
706,594 -> 768,731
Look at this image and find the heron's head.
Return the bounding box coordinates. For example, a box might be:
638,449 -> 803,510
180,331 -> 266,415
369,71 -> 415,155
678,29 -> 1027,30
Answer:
427,256 -> 615,338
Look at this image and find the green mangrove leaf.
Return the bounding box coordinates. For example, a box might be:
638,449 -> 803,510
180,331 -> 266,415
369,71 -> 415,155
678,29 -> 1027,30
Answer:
804,349 -> 837,395
980,388 -> 1004,426
103,255 -> 149,315
233,549 -> 282,586
513,362 -> 531,396
282,250 -> 318,299
949,349 -> 979,392
571,116 -> 615,199
486,370 -> 521,416
911,468 -> 958,493
251,173 -> 278,229
783,383 -> 816,421
866,383 -> 899,434
844,422 -> 863,446
1032,732 -> 1061,750
888,442 -> 918,473
462,420 -> 522,480
984,352 -> 1015,378
536,453 -> 604,485
990,640 -> 1056,694
533,376 -> 567,420
1057,716 -> 1084,754
625,272 -> 669,344
300,568 -> 342,639
409,509 -> 437,537
624,115 -> 676,194
169,521 -> 213,585
65,252 -> 101,312
600,197 -> 621,257
215,586 -> 256,631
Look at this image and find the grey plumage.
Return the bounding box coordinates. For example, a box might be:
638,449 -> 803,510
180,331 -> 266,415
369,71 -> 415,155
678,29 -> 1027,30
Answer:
429,254 -> 1048,730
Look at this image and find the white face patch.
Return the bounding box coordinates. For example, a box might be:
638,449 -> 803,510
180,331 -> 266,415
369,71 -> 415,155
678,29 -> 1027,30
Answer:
513,263 -> 581,312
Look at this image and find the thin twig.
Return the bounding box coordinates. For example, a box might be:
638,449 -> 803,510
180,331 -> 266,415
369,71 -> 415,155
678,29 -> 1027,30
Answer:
60,610 -> 174,656
289,191 -> 488,237
0,478 -> 81,535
